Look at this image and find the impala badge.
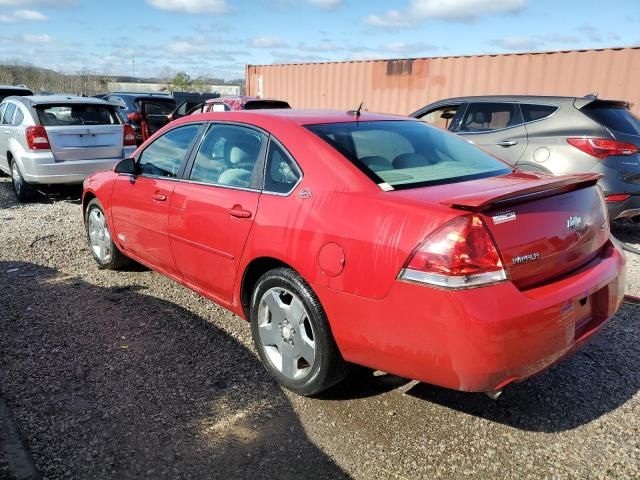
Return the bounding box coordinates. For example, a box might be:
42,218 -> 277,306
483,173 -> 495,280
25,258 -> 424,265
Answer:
567,216 -> 583,230
492,211 -> 516,225
512,252 -> 541,265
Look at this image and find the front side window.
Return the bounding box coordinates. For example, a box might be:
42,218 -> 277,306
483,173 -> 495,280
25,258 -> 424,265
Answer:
263,139 -> 301,194
457,102 -> 522,132
138,124 -> 201,178
189,124 -> 266,188
306,120 -> 510,190
417,105 -> 461,131
1,103 -> 16,125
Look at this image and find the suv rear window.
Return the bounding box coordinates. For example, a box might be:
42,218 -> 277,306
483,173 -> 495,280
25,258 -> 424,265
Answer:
244,100 -> 291,110
0,88 -> 33,102
136,99 -> 176,115
36,104 -> 119,126
306,120 -> 510,190
582,103 -> 640,136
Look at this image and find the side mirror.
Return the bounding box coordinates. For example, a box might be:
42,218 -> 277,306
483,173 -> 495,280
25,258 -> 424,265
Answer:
115,157 -> 137,175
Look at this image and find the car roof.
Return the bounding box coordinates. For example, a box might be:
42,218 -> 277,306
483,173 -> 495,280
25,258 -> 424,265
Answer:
14,95 -> 114,106
429,94 -> 603,104
185,109 -> 408,126
0,85 -> 32,91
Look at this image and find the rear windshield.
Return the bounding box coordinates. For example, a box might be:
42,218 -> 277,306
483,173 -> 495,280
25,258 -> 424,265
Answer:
0,89 -> 33,101
36,104 -> 119,126
244,100 -> 291,110
582,104 -> 640,136
306,120 -> 511,190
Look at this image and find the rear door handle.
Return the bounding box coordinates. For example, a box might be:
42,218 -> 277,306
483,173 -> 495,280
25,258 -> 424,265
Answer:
496,140 -> 518,147
152,194 -> 167,202
229,206 -> 252,218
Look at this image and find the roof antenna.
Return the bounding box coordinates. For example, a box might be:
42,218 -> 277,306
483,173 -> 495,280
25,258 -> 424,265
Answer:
348,102 -> 364,118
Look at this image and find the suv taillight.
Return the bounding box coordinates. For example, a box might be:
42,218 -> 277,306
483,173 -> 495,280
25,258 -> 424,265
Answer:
567,138 -> 639,159
123,124 -> 136,146
127,112 -> 142,122
399,215 -> 507,289
25,126 -> 51,150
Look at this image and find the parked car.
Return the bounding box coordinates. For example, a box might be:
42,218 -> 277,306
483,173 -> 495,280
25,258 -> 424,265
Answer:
0,95 -> 136,201
0,84 -> 33,102
412,95 -> 640,223
103,92 -> 176,145
82,110 -> 625,397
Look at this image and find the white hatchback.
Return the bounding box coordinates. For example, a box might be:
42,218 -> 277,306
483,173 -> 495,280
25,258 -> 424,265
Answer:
0,95 -> 137,201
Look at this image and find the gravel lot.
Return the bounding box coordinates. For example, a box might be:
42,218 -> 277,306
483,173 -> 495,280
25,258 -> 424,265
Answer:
1,176 -> 639,480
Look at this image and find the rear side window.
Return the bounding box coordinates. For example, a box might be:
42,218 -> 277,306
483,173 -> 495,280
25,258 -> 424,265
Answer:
139,124 -> 201,178
457,102 -> 523,132
264,139 -> 301,193
1,103 -> 16,124
36,104 -> 119,126
520,104 -> 557,123
12,108 -> 23,125
306,120 -> 510,190
582,105 -> 640,136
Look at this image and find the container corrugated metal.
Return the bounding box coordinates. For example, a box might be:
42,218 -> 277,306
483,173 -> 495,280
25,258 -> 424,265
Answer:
246,47 -> 640,115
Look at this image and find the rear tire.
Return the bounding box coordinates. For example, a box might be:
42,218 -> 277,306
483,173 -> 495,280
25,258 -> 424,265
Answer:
250,267 -> 349,396
10,159 -> 35,202
85,198 -> 130,269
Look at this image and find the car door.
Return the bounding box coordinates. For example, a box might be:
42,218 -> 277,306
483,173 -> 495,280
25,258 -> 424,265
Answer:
110,123 -> 203,276
453,102 -> 528,165
168,123 -> 267,304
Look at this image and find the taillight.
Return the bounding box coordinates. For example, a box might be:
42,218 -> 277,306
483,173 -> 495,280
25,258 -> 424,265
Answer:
25,126 -> 51,150
123,124 -> 136,146
567,138 -> 639,159
605,194 -> 631,202
399,215 -> 507,289
127,112 -> 142,122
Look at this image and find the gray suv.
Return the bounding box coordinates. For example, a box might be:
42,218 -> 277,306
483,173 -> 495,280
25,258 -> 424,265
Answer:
412,95 -> 640,222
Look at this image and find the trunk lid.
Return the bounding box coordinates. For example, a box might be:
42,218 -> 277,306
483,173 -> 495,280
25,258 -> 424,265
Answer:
45,125 -> 124,161
441,172 -> 609,289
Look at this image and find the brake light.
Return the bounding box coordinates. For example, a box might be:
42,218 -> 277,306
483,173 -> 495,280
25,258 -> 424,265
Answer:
399,215 -> 507,289
605,194 -> 631,202
25,126 -> 50,150
567,138 -> 639,159
123,124 -> 136,146
127,112 -> 142,122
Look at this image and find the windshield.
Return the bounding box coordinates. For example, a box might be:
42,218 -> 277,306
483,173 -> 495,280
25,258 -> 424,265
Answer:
305,120 -> 511,190
36,104 -> 119,126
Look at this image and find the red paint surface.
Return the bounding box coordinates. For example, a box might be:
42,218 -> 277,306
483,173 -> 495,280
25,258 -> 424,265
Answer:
83,110 -> 626,392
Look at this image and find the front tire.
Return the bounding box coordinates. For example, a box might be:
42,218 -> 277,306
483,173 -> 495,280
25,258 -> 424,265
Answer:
250,267 -> 349,396
85,199 -> 130,269
10,159 -> 35,202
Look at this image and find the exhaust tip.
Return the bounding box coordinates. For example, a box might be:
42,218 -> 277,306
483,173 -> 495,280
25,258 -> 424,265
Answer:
485,389 -> 503,400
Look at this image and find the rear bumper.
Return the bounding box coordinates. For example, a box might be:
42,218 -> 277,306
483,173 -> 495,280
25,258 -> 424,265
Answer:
19,149 -> 134,185
316,240 -> 625,392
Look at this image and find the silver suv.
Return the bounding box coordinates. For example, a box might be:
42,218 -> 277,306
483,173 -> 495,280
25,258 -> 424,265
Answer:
0,95 -> 136,201
412,95 -> 640,222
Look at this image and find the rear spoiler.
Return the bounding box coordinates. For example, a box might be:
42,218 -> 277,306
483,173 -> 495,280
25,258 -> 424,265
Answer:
442,173 -> 602,212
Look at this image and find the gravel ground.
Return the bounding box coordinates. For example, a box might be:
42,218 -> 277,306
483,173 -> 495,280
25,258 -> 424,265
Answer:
0,176 -> 638,480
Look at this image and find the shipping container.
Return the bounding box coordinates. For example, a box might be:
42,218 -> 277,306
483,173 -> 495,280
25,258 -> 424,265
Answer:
246,47 -> 640,115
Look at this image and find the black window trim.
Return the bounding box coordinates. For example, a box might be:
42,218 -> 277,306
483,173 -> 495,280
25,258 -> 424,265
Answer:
455,101 -> 526,135
134,122 -> 206,181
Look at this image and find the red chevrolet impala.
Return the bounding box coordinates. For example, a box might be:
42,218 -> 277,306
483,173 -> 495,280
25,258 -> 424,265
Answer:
82,110 -> 626,397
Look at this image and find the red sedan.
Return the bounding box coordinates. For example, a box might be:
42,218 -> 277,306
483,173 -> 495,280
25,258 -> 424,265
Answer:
82,110 -> 626,397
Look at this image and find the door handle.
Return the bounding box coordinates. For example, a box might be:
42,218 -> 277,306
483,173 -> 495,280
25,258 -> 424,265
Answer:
496,140 -> 518,147
152,194 -> 167,201
229,206 -> 252,218
3,130 -> 10,134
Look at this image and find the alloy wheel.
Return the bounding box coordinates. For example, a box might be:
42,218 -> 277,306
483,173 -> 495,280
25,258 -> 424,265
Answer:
87,208 -> 113,263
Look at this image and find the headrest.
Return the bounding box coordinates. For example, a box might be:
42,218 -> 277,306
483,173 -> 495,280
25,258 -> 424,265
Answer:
393,152 -> 431,169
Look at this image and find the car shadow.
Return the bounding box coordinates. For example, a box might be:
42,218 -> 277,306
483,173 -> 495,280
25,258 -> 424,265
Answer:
0,178 -> 82,208
612,220 -> 640,244
403,304 -> 639,432
0,261 -> 349,480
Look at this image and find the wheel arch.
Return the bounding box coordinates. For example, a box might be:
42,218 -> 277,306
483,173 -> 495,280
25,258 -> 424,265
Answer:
82,190 -> 97,217
240,256 -> 298,320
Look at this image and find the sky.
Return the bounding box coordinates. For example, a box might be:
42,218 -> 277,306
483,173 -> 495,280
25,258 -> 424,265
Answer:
0,0 -> 638,80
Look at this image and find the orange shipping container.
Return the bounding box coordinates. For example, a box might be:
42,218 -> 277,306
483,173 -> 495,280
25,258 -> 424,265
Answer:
246,47 -> 640,116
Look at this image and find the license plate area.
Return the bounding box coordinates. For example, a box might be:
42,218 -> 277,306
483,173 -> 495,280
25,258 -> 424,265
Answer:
574,286 -> 609,340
